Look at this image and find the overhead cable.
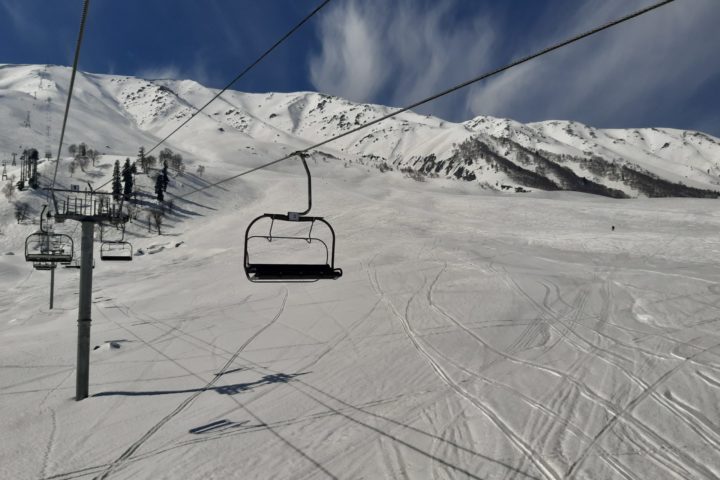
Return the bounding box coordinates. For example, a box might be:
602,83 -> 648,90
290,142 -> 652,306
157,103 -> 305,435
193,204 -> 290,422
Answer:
50,0 -> 91,192
173,0 -> 677,201
92,0 -> 332,195
144,0 -> 334,156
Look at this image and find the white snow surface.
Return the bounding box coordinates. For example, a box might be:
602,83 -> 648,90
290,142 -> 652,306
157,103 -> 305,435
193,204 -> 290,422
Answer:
1,65 -> 720,479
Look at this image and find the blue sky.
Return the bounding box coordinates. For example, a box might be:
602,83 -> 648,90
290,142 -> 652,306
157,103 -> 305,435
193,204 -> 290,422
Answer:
1,0 -> 719,135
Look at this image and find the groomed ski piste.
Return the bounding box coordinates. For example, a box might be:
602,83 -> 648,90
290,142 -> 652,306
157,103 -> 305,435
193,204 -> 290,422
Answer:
2,65 -> 720,479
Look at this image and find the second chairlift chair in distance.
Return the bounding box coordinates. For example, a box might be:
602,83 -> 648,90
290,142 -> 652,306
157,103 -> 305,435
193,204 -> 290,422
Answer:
244,152 -> 342,282
99,223 -> 133,261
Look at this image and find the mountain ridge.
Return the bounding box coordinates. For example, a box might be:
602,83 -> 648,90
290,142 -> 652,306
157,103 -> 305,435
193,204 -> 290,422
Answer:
1,63 -> 719,198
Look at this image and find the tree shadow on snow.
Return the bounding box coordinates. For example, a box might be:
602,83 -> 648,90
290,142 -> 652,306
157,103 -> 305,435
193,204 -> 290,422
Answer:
131,195 -> 203,218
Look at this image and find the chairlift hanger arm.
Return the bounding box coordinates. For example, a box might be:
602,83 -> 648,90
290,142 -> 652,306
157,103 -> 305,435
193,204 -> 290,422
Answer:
39,205 -> 48,233
289,151 -> 311,218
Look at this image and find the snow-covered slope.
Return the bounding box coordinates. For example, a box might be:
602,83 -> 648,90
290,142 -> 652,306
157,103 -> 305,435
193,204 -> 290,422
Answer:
4,164 -> 720,480
3,65 -> 720,480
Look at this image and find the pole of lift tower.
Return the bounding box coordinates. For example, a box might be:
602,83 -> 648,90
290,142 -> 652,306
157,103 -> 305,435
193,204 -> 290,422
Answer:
49,268 -> 54,310
76,220 -> 94,400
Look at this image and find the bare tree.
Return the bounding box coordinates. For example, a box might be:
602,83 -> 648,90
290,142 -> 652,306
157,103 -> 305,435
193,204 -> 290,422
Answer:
87,148 -> 99,166
151,209 -> 163,235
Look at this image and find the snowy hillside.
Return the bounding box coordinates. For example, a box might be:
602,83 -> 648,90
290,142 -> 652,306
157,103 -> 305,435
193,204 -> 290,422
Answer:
2,64 -> 720,479
2,64 -> 719,199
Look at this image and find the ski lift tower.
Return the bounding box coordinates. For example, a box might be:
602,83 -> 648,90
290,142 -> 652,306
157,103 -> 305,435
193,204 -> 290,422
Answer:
50,188 -> 129,400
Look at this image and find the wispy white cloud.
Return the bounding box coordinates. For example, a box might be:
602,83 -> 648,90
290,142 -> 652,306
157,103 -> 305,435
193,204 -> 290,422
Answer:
468,0 -> 720,130
136,65 -> 183,81
309,0 -> 496,117
136,58 -> 215,86
0,0 -> 29,30
309,1 -> 390,102
309,0 -> 720,134
0,0 -> 44,41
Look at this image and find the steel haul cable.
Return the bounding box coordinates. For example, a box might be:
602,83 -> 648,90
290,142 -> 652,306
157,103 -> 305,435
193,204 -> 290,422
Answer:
50,0 -> 91,202
93,0 -> 333,193
144,0 -> 333,157
173,0 -> 677,201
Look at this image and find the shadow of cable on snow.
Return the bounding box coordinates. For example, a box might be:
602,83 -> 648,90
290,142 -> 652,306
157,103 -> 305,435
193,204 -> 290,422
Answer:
294,382 -> 542,480
92,372 -> 306,398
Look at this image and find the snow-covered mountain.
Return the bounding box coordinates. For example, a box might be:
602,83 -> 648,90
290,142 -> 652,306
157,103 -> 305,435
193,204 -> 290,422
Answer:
2,63 -> 719,199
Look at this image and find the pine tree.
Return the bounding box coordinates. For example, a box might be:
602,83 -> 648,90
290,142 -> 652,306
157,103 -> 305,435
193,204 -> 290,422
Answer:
122,158 -> 133,200
28,149 -> 39,189
112,160 -> 122,201
155,175 -> 164,203
162,161 -> 169,191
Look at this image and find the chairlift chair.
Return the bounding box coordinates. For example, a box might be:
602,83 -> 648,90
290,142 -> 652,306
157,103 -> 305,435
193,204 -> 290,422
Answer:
24,206 -> 73,263
99,224 -> 133,262
244,152 -> 342,282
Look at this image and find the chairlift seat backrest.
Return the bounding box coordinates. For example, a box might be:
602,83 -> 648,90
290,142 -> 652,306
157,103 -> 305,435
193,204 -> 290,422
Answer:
100,241 -> 133,262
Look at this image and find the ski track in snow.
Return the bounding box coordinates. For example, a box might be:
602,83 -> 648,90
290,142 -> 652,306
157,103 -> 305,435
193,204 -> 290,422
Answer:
59,285 -> 378,479
23,229 -> 720,480
368,258 -> 559,480
93,289 -> 288,479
